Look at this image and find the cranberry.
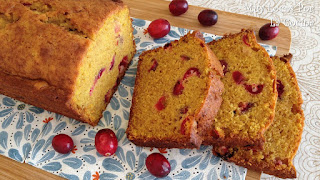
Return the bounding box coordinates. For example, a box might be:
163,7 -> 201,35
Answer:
164,43 -> 172,50
180,106 -> 188,114
52,134 -> 74,154
169,0 -> 188,16
147,19 -> 171,39
238,102 -> 254,113
180,55 -> 191,61
173,80 -> 184,95
276,80 -> 284,98
259,23 -> 279,40
212,129 -> 220,139
95,129 -> 118,156
148,59 -> 158,72
183,68 -> 200,80
232,71 -> 245,84
180,118 -> 189,135
110,55 -> 115,70
217,146 -> 228,156
244,84 -> 264,94
146,153 -> 171,178
242,35 -> 250,46
155,96 -> 166,111
90,68 -> 106,95
118,56 -> 129,75
219,60 -> 228,75
198,9 -> 218,26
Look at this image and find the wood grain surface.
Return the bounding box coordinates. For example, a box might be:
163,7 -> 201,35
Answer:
0,0 -> 291,179
123,0 -> 291,56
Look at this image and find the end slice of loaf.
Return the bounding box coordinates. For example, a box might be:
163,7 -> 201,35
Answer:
204,29 -> 277,149
0,0 -> 136,125
126,31 -> 224,149
212,54 -> 304,179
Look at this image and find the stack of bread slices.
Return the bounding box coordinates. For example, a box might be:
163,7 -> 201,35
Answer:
127,29 -> 304,179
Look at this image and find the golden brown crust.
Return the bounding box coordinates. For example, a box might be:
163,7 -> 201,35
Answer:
204,29 -> 277,149
127,31 -> 224,149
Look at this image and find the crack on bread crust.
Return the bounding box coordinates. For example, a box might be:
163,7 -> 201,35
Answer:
0,13 -> 20,29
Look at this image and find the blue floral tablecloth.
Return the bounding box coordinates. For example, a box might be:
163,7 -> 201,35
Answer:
0,18 -> 276,180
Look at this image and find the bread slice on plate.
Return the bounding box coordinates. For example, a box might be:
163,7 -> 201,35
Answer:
203,29 -> 278,149
212,54 -> 304,179
126,31 -> 224,149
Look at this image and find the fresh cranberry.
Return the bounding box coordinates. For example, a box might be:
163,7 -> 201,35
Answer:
110,55 -> 115,70
180,106 -> 188,114
180,118 -> 189,135
148,59 -> 158,72
244,84 -> 264,94
219,60 -> 228,75
183,68 -> 200,80
259,23 -> 279,40
232,71 -> 245,84
147,19 -> 171,39
146,153 -> 171,178
52,134 -> 74,154
242,35 -> 250,46
169,0 -> 188,16
95,129 -> 118,156
238,102 -> 254,113
276,80 -> 284,98
173,80 -> 184,95
198,9 -> 218,26
155,96 -> 166,111
180,55 -> 191,61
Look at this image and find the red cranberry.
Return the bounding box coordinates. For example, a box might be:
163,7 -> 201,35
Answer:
276,80 -> 284,98
244,84 -> 264,94
183,68 -> 200,80
148,59 -> 158,72
219,60 -> 228,75
238,102 -> 254,113
146,153 -> 171,178
90,68 -> 106,95
95,129 -> 118,156
110,55 -> 115,70
232,71 -> 245,84
242,35 -> 250,46
118,56 -> 129,75
180,55 -> 191,61
52,134 -> 74,154
173,80 -> 184,95
147,19 -> 171,39
180,106 -> 188,114
169,0 -> 188,16
212,129 -> 220,139
198,9 -> 218,26
218,146 -> 228,156
180,118 -> 189,135
259,23 -> 279,40
155,96 -> 166,111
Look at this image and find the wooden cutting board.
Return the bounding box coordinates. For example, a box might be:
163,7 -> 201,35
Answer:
0,0 -> 292,179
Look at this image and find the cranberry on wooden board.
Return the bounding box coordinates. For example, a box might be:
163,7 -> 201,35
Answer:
95,129 -> 118,156
52,134 -> 74,154
169,0 -> 188,16
146,153 -> 171,177
147,19 -> 171,39
259,23 -> 280,40
198,9 -> 218,26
